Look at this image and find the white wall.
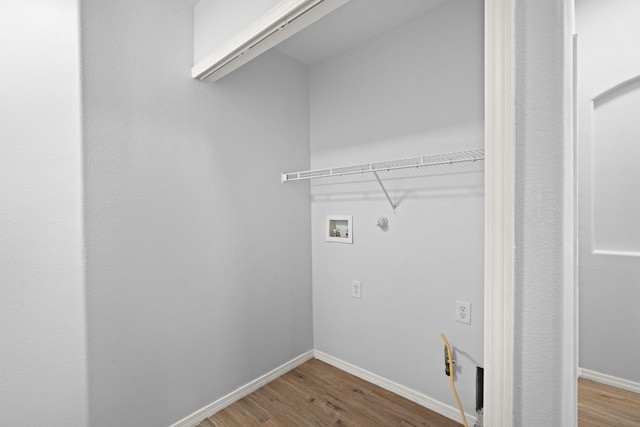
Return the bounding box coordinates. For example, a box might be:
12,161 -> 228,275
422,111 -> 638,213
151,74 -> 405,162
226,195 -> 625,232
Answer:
513,0 -> 575,425
0,1 -> 88,425
80,1 -> 312,425
309,0 -> 484,415
576,0 -> 640,383
194,0 -> 283,63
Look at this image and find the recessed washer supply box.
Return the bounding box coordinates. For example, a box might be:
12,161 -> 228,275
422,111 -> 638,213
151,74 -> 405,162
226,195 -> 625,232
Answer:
326,215 -> 352,243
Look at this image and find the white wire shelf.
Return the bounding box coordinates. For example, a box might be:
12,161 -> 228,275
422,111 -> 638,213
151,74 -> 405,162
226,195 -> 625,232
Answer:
281,148 -> 484,183
281,148 -> 484,211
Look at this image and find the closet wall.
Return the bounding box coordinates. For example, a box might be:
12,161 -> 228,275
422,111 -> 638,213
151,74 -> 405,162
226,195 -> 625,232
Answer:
0,1 -> 88,425
309,0 -> 484,413
81,0 -> 313,425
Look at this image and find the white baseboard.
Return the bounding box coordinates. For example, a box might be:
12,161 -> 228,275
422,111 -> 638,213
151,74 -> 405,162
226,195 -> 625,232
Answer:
169,350 -> 314,427
579,367 -> 640,394
314,350 -> 477,426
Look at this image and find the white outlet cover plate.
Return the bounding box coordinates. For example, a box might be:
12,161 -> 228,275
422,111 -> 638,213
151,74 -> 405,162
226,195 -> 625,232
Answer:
352,280 -> 362,299
456,300 -> 471,324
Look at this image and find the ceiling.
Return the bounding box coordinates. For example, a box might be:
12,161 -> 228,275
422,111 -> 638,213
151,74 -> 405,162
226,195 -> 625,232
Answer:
274,0 -> 449,65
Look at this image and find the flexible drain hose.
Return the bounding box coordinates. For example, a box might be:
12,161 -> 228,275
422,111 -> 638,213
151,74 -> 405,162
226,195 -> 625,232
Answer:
440,333 -> 468,427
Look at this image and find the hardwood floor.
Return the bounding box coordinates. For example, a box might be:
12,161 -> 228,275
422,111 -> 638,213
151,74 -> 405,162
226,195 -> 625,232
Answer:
579,378 -> 640,426
198,359 -> 462,426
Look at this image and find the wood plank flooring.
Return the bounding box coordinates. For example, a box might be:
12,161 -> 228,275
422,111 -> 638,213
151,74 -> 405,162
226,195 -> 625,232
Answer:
198,361 -> 640,426
579,378 -> 640,426
198,359 -> 462,426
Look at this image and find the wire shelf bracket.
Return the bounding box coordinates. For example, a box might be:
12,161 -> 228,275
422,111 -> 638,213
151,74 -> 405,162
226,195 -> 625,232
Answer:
373,171 -> 397,211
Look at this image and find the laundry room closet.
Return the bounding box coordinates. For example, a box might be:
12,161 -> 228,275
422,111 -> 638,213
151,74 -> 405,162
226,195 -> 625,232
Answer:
3,0 -> 582,425
191,0 -> 484,423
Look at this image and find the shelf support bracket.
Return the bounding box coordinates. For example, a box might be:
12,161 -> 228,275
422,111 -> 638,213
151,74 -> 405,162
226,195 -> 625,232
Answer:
373,171 -> 396,211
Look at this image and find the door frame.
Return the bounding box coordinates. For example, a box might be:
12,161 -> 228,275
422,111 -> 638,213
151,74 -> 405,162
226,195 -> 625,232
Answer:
484,1 -> 515,424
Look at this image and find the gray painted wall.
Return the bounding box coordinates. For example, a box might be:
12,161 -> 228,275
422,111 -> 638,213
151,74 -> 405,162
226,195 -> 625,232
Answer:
0,1 -> 88,425
576,0 -> 640,383
80,1 -> 312,425
310,0 -> 484,415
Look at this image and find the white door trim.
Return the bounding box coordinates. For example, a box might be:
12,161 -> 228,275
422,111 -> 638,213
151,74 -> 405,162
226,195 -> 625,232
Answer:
484,1 -> 515,425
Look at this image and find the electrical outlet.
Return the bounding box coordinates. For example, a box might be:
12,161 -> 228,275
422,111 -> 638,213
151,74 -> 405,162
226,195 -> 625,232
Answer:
352,280 -> 362,299
456,300 -> 471,324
